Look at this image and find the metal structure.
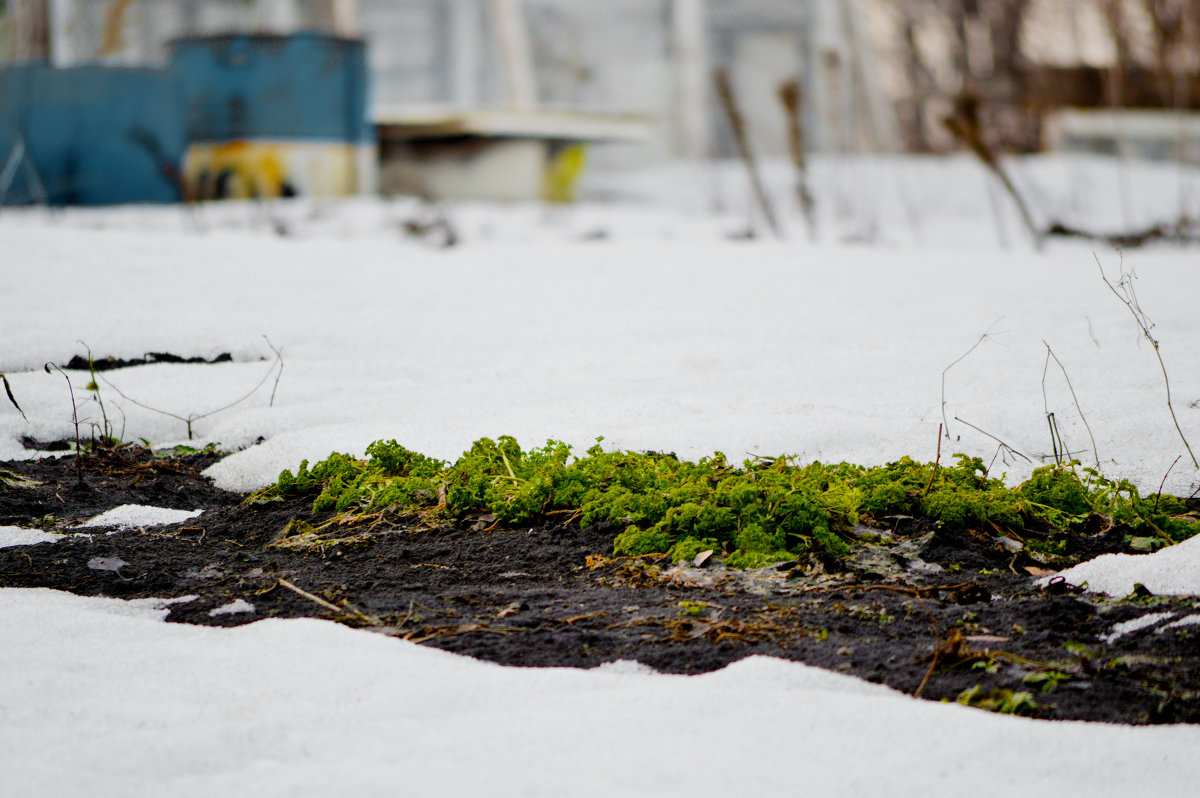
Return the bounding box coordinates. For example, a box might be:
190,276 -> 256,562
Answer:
0,31 -> 371,205
0,64 -> 184,204
171,33 -> 372,201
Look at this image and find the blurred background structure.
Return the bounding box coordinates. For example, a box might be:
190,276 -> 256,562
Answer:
1,0 -> 1198,205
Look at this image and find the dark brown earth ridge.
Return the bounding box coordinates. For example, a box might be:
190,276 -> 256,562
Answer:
3,446 -> 1199,725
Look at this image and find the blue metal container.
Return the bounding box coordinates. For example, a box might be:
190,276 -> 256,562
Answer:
0,32 -> 370,206
169,33 -> 369,145
0,64 -> 185,205
167,33 -> 371,201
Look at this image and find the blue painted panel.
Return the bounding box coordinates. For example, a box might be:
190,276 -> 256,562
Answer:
0,33 -> 369,206
0,64 -> 186,205
169,33 -> 370,144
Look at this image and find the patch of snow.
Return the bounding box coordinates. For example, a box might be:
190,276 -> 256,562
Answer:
1039,536 -> 1200,597
1100,612 -> 1176,643
591,659 -> 661,676
78,505 -> 203,529
204,425 -> 380,493
3,588 -> 1200,797
0,525 -> 63,547
208,598 -> 255,617
1160,614 -> 1200,632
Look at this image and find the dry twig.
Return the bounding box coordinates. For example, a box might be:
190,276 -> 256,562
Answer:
941,319 -> 1006,441
778,79 -> 816,240
1095,254 -> 1197,468
714,67 -> 780,238
1041,342 -> 1100,468
922,423 -> 942,500
942,93 -> 1043,249
101,344 -> 284,440
952,417 -> 1032,464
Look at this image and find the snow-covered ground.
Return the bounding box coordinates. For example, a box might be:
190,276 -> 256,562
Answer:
2,154 -> 1200,795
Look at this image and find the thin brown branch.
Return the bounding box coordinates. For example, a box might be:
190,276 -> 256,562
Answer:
941,319 -> 1006,440
714,67 -> 780,238
1156,455 -> 1182,513
1095,254 -> 1198,468
942,93 -> 1043,249
778,79 -> 816,241
101,350 -> 284,440
922,423 -> 943,500
953,416 -> 1033,463
42,363 -> 83,482
1043,341 -> 1100,468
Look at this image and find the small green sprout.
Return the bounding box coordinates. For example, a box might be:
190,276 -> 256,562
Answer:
1023,670 -> 1072,693
957,685 -> 1039,716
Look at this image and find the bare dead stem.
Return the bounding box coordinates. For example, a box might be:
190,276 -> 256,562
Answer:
101,344 -> 284,440
42,363 -> 83,483
952,416 -> 1032,463
922,423 -> 942,500
941,319 -> 1006,441
1041,342 -> 1100,468
1156,455 -> 1183,513
714,67 -> 780,238
1095,254 -> 1197,468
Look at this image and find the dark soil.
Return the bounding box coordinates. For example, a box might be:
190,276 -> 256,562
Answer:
61,351 -> 235,371
4,447 -> 1199,725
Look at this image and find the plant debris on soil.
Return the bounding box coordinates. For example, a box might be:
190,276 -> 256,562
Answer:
4,443 -> 1200,726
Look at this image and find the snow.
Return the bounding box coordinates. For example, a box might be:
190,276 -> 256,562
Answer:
4,587 -> 1200,798
1043,535 -> 1200,597
208,598 -> 255,617
2,158 -> 1197,500
0,525 -> 62,547
1162,614 -> 1200,632
2,153 -> 1200,794
78,504 -> 204,529
1100,611 -> 1176,643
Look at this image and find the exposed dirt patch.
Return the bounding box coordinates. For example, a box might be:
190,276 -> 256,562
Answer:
61,351 -> 235,371
3,448 -> 1199,725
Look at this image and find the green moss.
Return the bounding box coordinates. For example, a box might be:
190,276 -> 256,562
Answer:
248,437 -> 1200,568
667,536 -> 722,563
724,548 -> 795,569
1019,465 -> 1090,516
365,439 -> 445,477
613,525 -> 673,556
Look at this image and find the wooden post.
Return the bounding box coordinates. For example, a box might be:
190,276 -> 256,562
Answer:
779,79 -> 817,240
488,0 -> 538,111
672,0 -> 709,159
714,67 -> 780,238
12,0 -> 51,61
331,0 -> 359,37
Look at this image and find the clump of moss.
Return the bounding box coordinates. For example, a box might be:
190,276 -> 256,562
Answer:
667,536 -> 722,563
1077,467 -> 1200,543
857,454 -> 1025,528
248,437 -> 1200,567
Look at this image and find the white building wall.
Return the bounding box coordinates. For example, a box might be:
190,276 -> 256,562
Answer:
14,0 -> 899,167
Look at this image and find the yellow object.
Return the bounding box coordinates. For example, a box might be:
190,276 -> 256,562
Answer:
542,142 -> 588,203
182,140 -> 360,200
